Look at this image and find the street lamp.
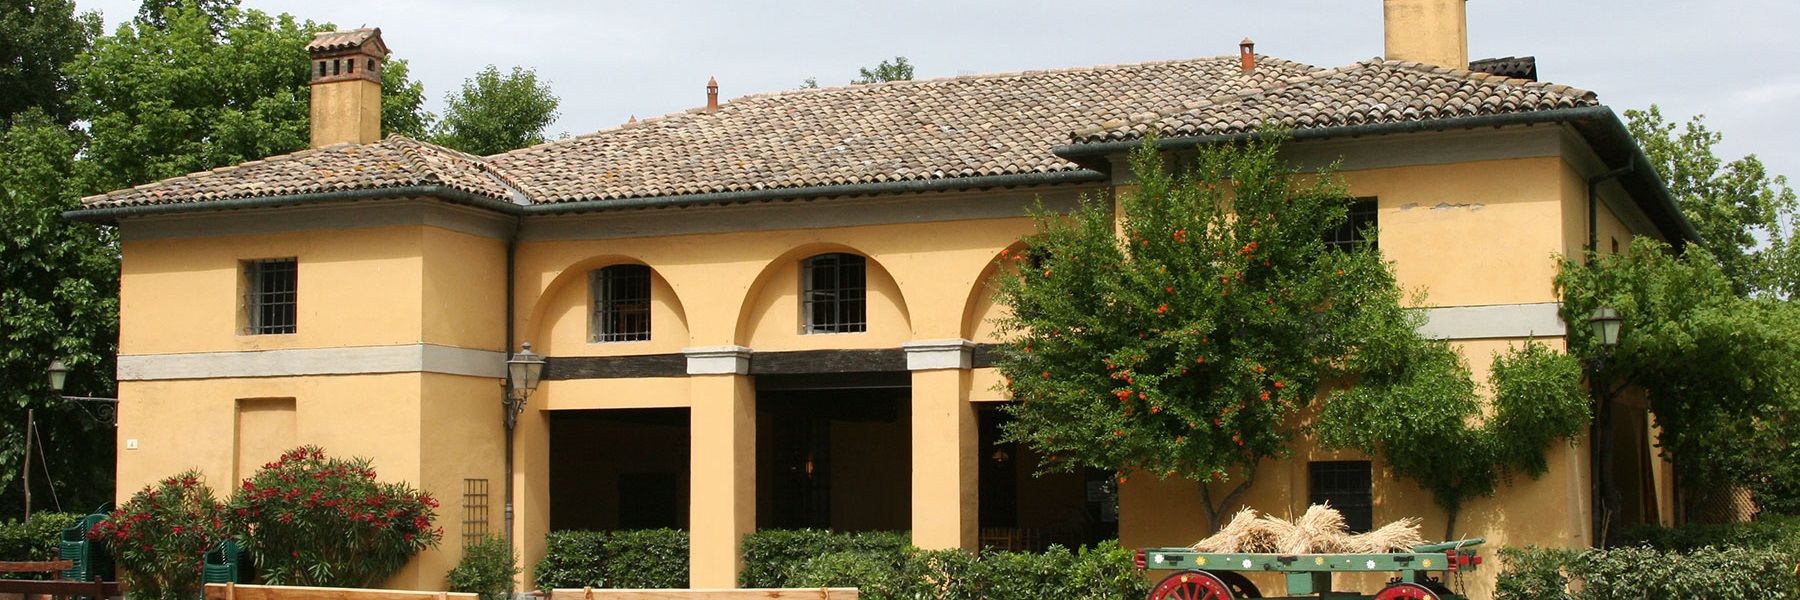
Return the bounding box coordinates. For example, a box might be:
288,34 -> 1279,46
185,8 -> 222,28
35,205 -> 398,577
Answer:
47,358 -> 68,393
1588,306 -> 1622,350
45,358 -> 118,426
504,342 -> 545,429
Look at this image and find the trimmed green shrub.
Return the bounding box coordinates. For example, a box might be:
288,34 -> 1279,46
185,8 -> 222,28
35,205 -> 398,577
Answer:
738,529 -> 909,588
0,512 -> 82,567
1618,514 -> 1800,554
89,471 -> 227,600
790,551 -> 906,599
447,535 -> 518,600
532,529 -> 688,590
1498,545 -> 1800,600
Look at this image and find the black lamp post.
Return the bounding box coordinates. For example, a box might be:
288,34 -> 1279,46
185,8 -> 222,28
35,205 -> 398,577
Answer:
46,358 -> 118,426
500,342 -> 544,548
1586,306 -> 1623,547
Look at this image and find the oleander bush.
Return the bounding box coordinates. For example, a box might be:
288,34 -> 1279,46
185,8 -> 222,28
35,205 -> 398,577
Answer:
225,446 -> 442,588
89,471 -> 227,600
1497,544 -> 1800,600
531,528 -> 688,590
447,535 -> 519,600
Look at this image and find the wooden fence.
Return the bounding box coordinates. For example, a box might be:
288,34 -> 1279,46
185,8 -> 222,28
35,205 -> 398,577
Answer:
205,583 -> 479,600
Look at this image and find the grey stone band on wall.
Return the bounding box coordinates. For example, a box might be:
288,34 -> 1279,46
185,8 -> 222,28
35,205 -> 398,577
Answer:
1418,302 -> 1565,340
116,344 -> 507,381
683,345 -> 752,375
902,339 -> 975,370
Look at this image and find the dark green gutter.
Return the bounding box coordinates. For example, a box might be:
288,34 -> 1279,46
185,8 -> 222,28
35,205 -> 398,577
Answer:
1052,105 -> 1701,247
63,185 -> 527,223
516,169 -> 1109,215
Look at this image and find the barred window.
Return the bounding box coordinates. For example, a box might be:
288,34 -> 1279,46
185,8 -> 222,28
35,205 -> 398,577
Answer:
1324,198 -> 1379,252
802,253 -> 866,334
591,265 -> 652,342
1309,460 -> 1374,533
244,258 -> 297,335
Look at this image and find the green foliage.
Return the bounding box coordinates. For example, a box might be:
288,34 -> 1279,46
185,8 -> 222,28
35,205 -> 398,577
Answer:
381,58 -> 432,138
738,529 -> 909,588
853,56 -> 913,84
430,64 -> 560,156
1558,237 -> 1800,511
225,446 -> 442,588
1318,339 -> 1588,535
0,109 -> 117,513
992,134 -> 1424,527
531,529 -> 688,590
447,535 -> 518,600
750,533 -> 1146,600
1617,514 -> 1800,555
0,512 -> 82,569
0,0 -> 101,123
89,471 -> 226,600
1626,105 -> 1797,297
136,0 -> 236,34
1497,544 -> 1800,600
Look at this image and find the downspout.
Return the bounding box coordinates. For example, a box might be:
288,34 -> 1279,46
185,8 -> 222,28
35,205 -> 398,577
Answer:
1585,164 -> 1631,548
502,215 -> 521,548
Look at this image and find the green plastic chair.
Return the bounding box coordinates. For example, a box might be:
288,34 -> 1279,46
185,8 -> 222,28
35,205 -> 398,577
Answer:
202,539 -> 249,584
57,506 -> 114,584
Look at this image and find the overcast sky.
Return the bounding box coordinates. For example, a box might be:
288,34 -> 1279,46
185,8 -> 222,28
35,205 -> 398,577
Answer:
76,1 -> 1800,183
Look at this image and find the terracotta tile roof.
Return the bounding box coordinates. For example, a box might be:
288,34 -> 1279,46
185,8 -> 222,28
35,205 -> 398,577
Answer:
1071,59 -> 1596,144
78,55 -> 1606,213
306,28 -> 382,54
486,56 -> 1320,204
1469,56 -> 1538,81
80,136 -> 519,208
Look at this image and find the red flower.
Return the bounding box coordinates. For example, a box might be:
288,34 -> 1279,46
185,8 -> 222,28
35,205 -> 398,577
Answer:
1156,304 -> 1169,314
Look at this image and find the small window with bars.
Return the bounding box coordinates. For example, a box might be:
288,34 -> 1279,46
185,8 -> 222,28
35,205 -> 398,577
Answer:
462,478 -> 489,545
244,258 -> 297,335
591,265 -> 652,342
1309,460 -> 1374,533
1324,198 -> 1379,252
802,253 -> 867,334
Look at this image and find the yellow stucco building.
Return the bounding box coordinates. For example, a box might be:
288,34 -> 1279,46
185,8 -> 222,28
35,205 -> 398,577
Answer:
71,2 -> 1696,597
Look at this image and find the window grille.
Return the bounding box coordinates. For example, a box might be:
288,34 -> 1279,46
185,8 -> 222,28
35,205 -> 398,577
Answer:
1324,199 -> 1379,252
463,478 -> 490,544
1308,460 -> 1374,533
802,253 -> 867,334
245,258 -> 297,335
591,265 -> 652,342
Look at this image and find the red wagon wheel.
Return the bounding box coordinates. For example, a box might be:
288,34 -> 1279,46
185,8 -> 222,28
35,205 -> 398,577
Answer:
1148,570 -> 1235,600
1373,582 -> 1443,600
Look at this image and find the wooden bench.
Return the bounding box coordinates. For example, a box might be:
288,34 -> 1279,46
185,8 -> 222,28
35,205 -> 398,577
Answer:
206,583 -> 478,600
0,561 -> 123,599
544,588 -> 859,599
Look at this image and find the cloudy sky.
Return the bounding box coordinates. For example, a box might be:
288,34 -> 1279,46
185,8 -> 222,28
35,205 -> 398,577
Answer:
77,1 -> 1799,183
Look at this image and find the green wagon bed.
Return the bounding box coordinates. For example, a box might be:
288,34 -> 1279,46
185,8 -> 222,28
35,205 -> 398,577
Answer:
1134,538 -> 1485,599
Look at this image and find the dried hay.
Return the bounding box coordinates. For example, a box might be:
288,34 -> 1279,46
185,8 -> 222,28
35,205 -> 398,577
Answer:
1190,507 -> 1259,552
1346,517 -> 1425,553
1277,503 -> 1353,554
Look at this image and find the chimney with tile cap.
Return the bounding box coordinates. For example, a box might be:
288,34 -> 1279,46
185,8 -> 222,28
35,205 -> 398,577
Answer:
306,28 -> 388,148
1383,0 -> 1468,68
1239,38 -> 1256,73
706,76 -> 719,112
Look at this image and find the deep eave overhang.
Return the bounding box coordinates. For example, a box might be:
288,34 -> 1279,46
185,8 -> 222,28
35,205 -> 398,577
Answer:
1051,105 -> 1702,247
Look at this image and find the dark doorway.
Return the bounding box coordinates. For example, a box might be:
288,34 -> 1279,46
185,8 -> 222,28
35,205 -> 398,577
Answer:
548,408 -> 690,531
977,404 -> 1117,551
756,373 -> 911,532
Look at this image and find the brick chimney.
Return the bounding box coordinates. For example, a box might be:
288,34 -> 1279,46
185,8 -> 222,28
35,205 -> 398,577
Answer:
1239,38 -> 1256,73
1383,0 -> 1468,68
306,28 -> 388,147
706,76 -> 719,112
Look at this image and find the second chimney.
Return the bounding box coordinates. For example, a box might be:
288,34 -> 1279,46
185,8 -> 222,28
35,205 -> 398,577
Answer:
706,77 -> 719,112
306,28 -> 388,147
1383,0 -> 1468,68
1239,38 -> 1256,73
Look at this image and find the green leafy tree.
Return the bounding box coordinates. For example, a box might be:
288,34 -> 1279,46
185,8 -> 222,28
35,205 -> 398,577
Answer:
993,135 -> 1425,532
0,0 -> 101,123
135,0 -> 234,34
429,64 -> 559,156
0,109 -> 118,513
1627,105 -> 1797,297
1319,339 -> 1589,538
70,1 -> 434,192
1559,237 -> 1800,531
381,58 -> 432,138
853,56 -> 913,84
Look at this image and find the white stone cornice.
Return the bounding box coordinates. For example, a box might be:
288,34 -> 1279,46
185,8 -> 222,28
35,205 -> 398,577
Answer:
683,345 -> 753,375
1418,302 -> 1566,340
902,339 -> 975,371
116,344 -> 506,381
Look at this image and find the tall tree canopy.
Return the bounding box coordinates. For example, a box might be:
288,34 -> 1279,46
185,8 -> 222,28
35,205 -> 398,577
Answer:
429,65 -> 560,156
0,0 -> 101,124
852,56 -> 913,84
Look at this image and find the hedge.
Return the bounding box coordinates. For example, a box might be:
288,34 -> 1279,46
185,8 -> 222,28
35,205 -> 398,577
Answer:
1497,545 -> 1800,599
532,529 -> 689,590
0,512 -> 83,579
738,529 -> 911,588
1617,513 -> 1800,554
